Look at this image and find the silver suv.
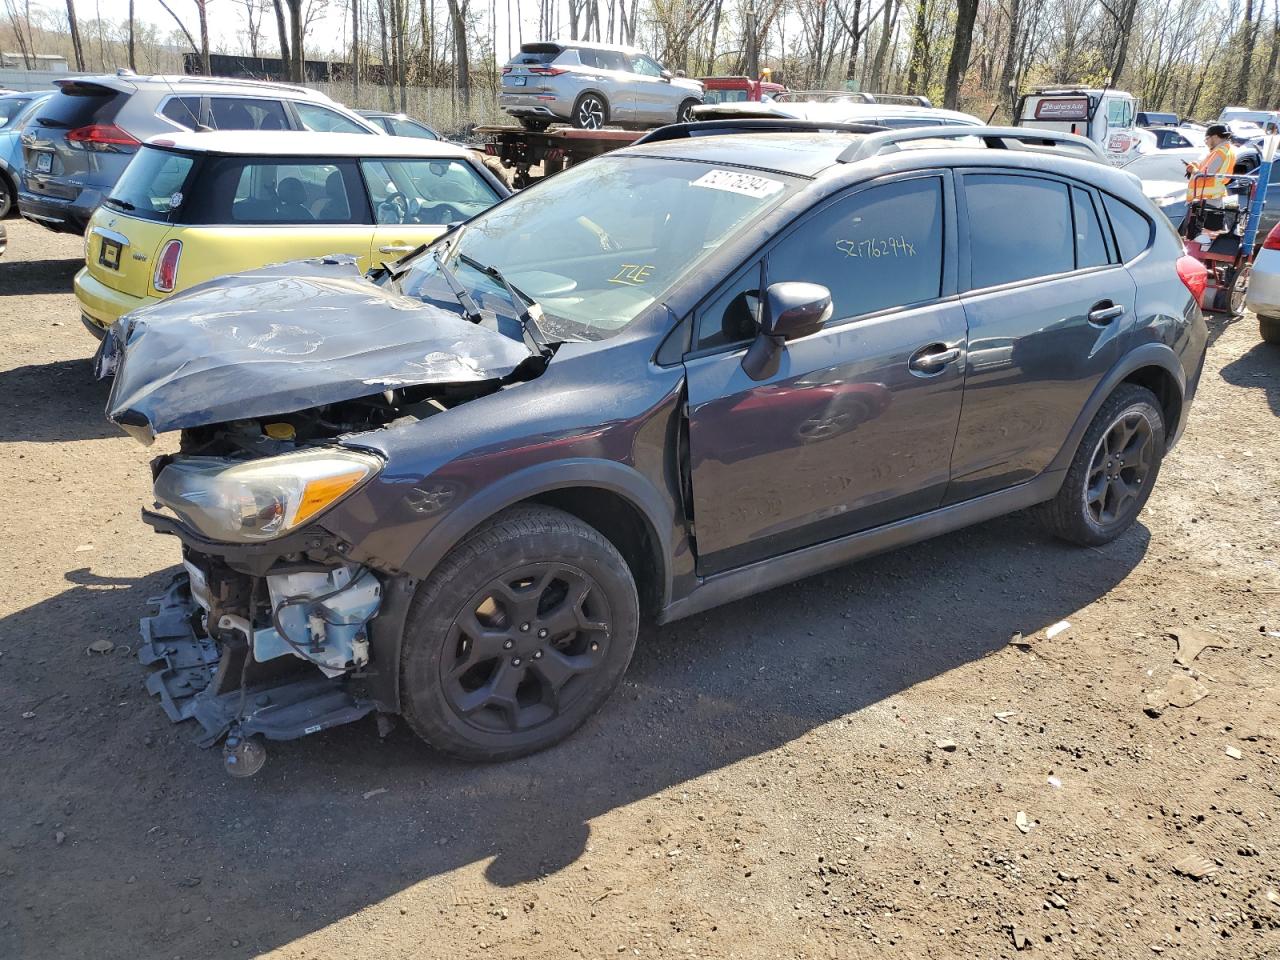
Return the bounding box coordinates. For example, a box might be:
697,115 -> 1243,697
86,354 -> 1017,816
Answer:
19,71 -> 379,234
500,41 -> 703,131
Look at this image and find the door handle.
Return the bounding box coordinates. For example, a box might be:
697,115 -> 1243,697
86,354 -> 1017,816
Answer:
378,243 -> 416,254
908,344 -> 962,374
1088,301 -> 1126,325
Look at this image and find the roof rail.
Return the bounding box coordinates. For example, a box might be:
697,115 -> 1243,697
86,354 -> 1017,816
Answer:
633,117 -> 887,146
838,125 -> 1107,163
860,92 -> 933,108
774,89 -> 874,104
174,75 -> 318,97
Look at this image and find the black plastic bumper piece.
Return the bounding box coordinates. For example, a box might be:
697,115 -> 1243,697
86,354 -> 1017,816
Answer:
139,574 -> 377,746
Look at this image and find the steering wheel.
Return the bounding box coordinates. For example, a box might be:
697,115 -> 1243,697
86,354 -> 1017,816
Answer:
421,202 -> 466,224
377,191 -> 409,224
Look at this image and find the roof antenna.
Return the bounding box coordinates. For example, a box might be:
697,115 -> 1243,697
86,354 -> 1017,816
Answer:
159,67 -> 210,132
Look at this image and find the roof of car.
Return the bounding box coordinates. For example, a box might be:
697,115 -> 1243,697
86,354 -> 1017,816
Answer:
143,130 -> 474,159
522,39 -> 641,55
56,73 -> 340,102
620,132 -> 871,177
698,100 -> 982,126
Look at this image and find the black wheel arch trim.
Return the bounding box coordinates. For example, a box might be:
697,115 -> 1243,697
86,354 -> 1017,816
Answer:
1047,343 -> 1186,476
399,457 -> 675,604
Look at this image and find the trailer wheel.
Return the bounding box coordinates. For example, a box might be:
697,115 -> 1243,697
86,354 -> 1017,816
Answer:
519,117 -> 550,132
1228,264 -> 1250,317
573,93 -> 608,130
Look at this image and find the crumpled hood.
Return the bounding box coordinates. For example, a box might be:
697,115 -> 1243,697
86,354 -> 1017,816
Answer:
99,257 -> 532,443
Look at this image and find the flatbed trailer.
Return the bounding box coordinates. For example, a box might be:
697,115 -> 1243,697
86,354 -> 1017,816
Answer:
474,124 -> 644,187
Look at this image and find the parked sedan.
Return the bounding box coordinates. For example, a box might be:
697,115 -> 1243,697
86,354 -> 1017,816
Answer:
101,121 -> 1206,769
75,132 -> 508,336
500,40 -> 703,130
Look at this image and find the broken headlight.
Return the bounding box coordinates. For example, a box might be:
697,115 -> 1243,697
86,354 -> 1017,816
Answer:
154,449 -> 382,543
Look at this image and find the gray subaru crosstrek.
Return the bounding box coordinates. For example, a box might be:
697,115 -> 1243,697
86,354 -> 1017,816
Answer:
19,70 -> 379,234
500,40 -> 703,130
100,120 -> 1208,771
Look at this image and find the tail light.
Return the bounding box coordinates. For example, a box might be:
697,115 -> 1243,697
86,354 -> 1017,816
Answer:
153,239 -> 182,293
1263,222 -> 1280,251
501,66 -> 512,75
67,124 -> 140,149
1175,254 -> 1208,304
528,66 -> 567,76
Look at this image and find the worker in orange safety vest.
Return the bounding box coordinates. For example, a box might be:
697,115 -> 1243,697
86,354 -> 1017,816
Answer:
1185,123 -> 1237,205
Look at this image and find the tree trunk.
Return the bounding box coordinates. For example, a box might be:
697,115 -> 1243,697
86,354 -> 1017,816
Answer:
1237,0 -> 1262,104
286,0 -> 304,81
127,0 -> 136,70
351,0 -> 360,99
65,0 -> 85,71
870,0 -> 897,90
196,0 -> 211,75
272,0 -> 291,72
942,0 -> 979,109
906,0 -> 929,92
998,0 -> 1021,99
843,0 -> 863,82
446,0 -> 470,108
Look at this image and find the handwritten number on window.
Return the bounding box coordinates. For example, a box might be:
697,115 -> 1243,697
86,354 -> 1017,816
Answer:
835,237 -> 917,259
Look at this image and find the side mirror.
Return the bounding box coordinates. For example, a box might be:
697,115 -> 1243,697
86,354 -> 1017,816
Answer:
661,69 -> 673,81
741,282 -> 833,381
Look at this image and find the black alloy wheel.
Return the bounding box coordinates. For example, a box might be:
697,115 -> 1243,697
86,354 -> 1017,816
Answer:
399,505 -> 639,761
442,562 -> 612,734
1083,409 -> 1155,526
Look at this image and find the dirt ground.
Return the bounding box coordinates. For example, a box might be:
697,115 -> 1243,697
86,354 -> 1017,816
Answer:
1,215 -> 1278,960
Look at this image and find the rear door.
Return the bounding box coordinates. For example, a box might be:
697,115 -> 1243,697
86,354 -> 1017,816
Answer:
362,157 -> 503,265
945,172 -> 1136,502
683,172 -> 968,574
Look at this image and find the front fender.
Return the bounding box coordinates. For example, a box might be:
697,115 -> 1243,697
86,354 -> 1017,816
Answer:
398,457 -> 675,594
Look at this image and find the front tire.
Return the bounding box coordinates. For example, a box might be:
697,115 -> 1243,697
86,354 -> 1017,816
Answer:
399,505 -> 639,761
1036,384 -> 1166,546
676,98 -> 700,123
1260,314 -> 1280,343
0,172 -> 13,218
572,93 -> 608,130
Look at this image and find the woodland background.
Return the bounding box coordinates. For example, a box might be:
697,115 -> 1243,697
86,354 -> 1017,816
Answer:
3,0 -> 1278,132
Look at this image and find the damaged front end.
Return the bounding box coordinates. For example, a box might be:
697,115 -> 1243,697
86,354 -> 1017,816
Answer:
107,256 -> 543,765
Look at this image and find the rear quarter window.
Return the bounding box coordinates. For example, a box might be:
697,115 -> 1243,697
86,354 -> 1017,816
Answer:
35,84 -> 125,129
105,147 -> 195,223
1102,194 -> 1154,262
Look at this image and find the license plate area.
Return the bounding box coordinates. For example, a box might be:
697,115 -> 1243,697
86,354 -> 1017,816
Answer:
505,76 -> 527,86
98,237 -> 122,270
35,152 -> 52,173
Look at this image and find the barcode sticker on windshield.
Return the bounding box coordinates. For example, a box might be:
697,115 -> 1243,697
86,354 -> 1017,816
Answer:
691,169 -> 785,198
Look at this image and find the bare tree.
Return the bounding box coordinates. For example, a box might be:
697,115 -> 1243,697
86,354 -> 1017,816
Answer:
943,0 -> 979,108
128,0 -> 137,70
157,0 -> 210,74
271,0 -> 291,67
65,0 -> 86,70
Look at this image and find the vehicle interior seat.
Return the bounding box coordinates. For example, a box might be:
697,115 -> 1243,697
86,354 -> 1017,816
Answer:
312,170 -> 350,220
275,177 -> 313,220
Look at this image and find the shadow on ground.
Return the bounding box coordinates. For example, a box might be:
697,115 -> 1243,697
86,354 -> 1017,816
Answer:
0,357 -> 116,442
1220,336 -> 1280,416
1,507 -> 1149,959
0,257 -> 81,296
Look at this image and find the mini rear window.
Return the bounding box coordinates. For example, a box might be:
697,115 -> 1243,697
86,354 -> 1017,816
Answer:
104,147 -> 194,223
36,83 -> 125,129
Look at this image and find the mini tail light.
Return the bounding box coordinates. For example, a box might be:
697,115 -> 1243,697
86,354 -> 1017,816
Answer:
66,124 -> 140,148
1175,254 -> 1208,305
153,239 -> 182,293
1263,222 -> 1280,251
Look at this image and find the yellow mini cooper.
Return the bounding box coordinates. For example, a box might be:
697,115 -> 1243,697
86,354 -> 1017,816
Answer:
75,130 -> 509,337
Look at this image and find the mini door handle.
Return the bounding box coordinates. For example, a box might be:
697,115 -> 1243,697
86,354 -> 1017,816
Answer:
1088,302 -> 1125,324
379,243 -> 416,254
908,345 -> 961,374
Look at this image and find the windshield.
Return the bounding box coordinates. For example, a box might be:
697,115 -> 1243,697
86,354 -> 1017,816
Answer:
1222,109 -> 1273,124
400,155 -> 801,340
106,146 -> 195,222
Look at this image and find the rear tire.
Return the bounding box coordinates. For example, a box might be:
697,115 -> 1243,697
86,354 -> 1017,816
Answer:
1036,384 -> 1166,546
0,172 -> 13,219
399,505 -> 639,761
1260,314 -> 1280,343
572,93 -> 609,130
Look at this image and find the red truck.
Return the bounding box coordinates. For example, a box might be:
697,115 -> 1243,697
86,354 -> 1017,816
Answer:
700,75 -> 787,104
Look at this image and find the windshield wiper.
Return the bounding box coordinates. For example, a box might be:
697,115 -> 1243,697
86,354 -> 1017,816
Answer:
103,197 -> 136,212
432,247 -> 484,323
457,253 -> 550,354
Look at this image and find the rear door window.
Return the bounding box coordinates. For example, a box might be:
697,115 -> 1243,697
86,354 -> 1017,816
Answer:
965,174 -> 1074,288
34,83 -> 125,129
766,175 -> 946,320
1071,187 -> 1111,269
228,161 -> 362,223
295,103 -> 371,134
360,158 -> 499,223
1102,194 -> 1154,262
209,97 -> 289,131
0,96 -> 34,128
388,117 -> 439,139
